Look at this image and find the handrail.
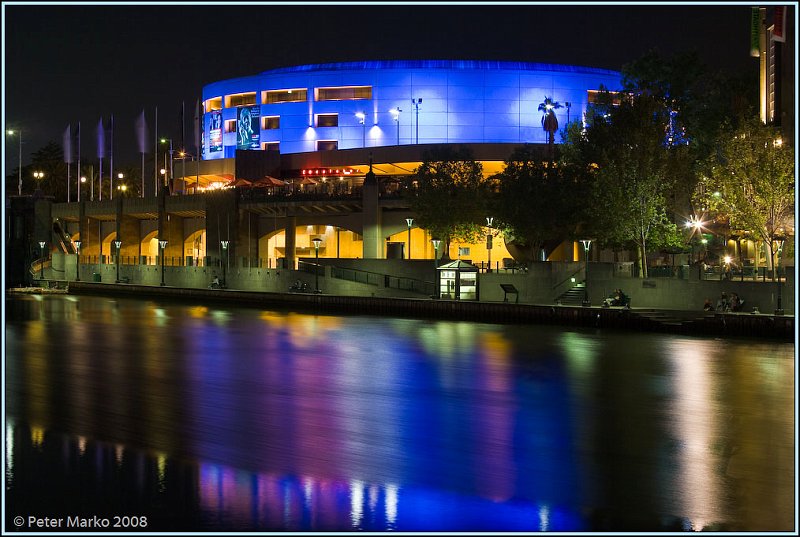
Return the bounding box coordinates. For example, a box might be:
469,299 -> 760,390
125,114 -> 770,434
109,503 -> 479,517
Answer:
551,264 -> 585,291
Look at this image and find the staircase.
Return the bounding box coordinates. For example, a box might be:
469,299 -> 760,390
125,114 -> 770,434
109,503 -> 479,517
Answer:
556,282 -> 587,306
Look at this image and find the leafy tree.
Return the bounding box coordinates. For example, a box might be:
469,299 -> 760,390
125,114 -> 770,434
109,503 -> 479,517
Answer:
695,118 -> 794,277
561,93 -> 689,277
408,146 -> 487,259
494,145 -> 582,262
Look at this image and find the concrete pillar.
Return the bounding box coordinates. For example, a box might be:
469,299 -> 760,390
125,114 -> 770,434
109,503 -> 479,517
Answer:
361,161 -> 382,259
116,198 -> 141,260
205,190 -> 238,266
285,216 -> 297,269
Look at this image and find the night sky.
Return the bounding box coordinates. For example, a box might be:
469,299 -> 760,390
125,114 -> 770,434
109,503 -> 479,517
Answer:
4,3 -> 758,174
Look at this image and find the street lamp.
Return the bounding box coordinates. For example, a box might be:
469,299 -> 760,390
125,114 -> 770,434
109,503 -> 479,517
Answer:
355,112 -> 366,148
312,237 -> 322,293
7,129 -> 22,196
159,239 -> 168,286
160,138 -> 174,184
774,235 -> 786,315
220,240 -> 229,287
74,240 -> 81,281
412,98 -> 422,144
486,217 -> 494,272
39,241 -> 46,280
580,239 -> 593,306
406,218 -> 414,259
432,238 -> 441,298
33,171 -> 45,188
390,107 -> 401,145
113,240 -> 122,283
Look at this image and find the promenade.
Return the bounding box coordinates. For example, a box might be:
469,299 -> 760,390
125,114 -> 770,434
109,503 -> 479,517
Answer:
29,281 -> 793,341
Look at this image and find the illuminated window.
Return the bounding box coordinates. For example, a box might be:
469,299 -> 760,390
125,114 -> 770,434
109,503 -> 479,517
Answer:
315,86 -> 372,101
205,97 -> 223,111
316,140 -> 338,151
587,89 -> 623,106
225,92 -> 257,107
263,89 -> 307,104
224,119 -> 237,133
262,116 -> 280,130
262,142 -> 280,152
316,114 -> 338,128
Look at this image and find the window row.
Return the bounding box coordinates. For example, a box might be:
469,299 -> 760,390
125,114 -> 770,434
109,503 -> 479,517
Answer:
223,114 -> 342,132
206,86 -> 373,111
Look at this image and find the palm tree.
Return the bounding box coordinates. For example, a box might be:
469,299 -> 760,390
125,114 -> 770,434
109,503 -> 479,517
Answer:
538,96 -> 562,160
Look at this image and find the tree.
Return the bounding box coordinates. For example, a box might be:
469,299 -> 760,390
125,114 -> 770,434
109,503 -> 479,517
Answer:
695,118 -> 794,278
408,146 -> 487,259
494,145 -> 582,262
561,93 -> 689,277
538,96 -> 562,160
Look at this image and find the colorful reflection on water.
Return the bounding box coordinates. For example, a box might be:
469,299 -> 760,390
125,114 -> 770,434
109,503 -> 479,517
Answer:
4,295 -> 795,532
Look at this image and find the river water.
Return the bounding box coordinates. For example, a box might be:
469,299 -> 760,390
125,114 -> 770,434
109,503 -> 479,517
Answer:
4,294 -> 795,532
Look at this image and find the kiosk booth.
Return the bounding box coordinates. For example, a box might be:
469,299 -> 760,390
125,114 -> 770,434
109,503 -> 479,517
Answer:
437,260 -> 479,300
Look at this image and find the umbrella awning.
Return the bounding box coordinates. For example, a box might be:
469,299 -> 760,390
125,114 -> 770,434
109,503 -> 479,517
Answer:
253,176 -> 287,187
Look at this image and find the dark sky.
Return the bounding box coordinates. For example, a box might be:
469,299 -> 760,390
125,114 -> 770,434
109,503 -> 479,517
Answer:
4,3 -> 759,174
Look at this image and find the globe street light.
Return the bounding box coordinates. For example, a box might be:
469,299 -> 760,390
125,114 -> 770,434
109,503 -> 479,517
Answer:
160,138 -> 174,184
113,240 -> 122,283
580,239 -> 593,306
355,112 -> 366,148
74,240 -> 82,281
7,129 -> 22,196
159,239 -> 168,286
312,237 -> 322,293
486,217 -> 494,273
220,240 -> 229,287
33,171 -> 45,188
405,218 -> 414,259
39,241 -> 46,280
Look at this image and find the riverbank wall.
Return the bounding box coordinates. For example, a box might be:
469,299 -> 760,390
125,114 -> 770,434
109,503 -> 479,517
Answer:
62,281 -> 794,340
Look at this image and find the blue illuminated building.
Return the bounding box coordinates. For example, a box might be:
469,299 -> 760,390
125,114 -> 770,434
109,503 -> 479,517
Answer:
200,60 -> 621,160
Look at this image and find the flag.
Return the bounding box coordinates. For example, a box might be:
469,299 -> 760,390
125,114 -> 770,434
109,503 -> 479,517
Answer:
63,124 -> 74,164
194,99 -> 201,152
96,116 -> 106,159
135,109 -> 148,153
751,7 -> 762,58
772,6 -> 786,42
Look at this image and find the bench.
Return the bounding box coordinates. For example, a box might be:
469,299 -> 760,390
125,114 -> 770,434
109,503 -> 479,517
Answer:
500,283 -> 519,304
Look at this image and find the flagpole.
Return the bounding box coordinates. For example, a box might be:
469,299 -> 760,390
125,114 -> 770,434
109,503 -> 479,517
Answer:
110,114 -> 114,199
77,122 -> 81,202
65,123 -> 71,203
154,106 -> 158,196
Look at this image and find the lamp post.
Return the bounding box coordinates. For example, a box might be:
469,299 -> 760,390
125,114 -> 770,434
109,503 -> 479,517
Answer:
113,240 -> 122,283
774,235 -> 786,315
412,98 -> 422,144
391,107 -> 401,145
74,240 -> 81,281
220,240 -> 229,287
312,237 -> 322,293
39,241 -> 46,280
580,239 -> 593,306
159,239 -> 168,286
160,138 -> 174,185
432,238 -> 441,298
406,218 -> 414,259
7,129 -> 22,196
33,171 -> 45,189
355,112 -> 366,148
486,217 -> 494,272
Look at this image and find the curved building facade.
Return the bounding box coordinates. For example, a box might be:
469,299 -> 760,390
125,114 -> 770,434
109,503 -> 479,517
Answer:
201,60 -> 621,160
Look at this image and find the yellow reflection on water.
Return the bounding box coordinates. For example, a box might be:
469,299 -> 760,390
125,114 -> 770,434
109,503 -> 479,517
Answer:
667,338 -> 720,530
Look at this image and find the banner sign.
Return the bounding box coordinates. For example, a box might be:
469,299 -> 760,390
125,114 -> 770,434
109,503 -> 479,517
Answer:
237,105 -> 260,150
209,110 -> 222,153
772,6 -> 786,42
751,7 -> 762,57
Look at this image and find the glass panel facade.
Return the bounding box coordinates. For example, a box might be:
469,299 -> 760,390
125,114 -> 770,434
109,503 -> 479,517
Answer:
315,86 -> 372,101
264,89 -> 307,104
